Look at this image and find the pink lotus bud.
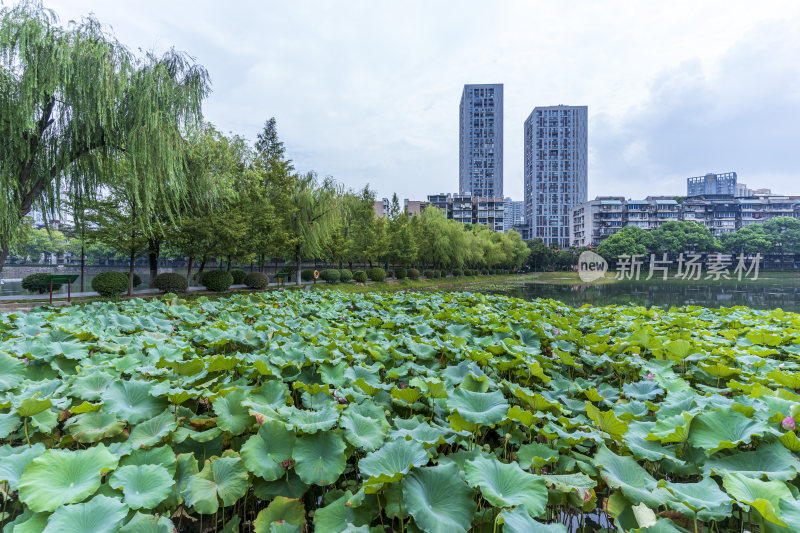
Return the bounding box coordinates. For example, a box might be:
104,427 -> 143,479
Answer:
554,329 -> 560,335
646,373 -> 655,381
782,417 -> 795,431
400,381 -> 406,389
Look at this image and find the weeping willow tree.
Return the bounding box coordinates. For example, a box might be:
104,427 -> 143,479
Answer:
287,173 -> 340,285
0,2 -> 210,275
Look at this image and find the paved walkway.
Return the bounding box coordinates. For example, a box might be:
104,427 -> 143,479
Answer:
0,279 -> 316,302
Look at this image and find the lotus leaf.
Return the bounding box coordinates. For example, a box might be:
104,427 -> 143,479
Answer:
464,455 -> 548,516
402,463 -> 476,533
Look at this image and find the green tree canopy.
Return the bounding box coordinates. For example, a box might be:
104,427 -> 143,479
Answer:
0,2 -> 209,274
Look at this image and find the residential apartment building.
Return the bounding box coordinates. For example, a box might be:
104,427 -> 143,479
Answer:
425,193 -> 505,231
524,105 -> 588,247
571,195 -> 800,247
687,172 -> 737,197
403,199 -> 429,217
503,198 -> 525,232
459,84 -> 503,198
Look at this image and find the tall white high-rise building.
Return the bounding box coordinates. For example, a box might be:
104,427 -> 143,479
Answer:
459,84 -> 503,198
524,105 -> 588,247
503,198 -> 524,232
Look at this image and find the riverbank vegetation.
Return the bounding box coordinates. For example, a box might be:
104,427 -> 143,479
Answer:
2,290 -> 800,531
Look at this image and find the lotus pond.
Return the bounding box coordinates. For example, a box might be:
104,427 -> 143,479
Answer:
2,291 -> 800,532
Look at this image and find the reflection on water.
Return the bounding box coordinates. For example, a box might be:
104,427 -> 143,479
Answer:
476,277 -> 800,312
0,273 -> 152,297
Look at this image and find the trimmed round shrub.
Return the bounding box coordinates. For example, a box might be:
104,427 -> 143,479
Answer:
394,267 -> 407,279
423,269 -> 434,279
230,269 -> 247,285
353,270 -> 367,283
92,271 -> 129,297
153,273 -> 189,293
407,268 -> 420,280
366,267 -> 386,282
301,269 -> 315,282
433,270 -> 441,278
320,269 -> 341,283
452,268 -> 462,277
339,269 -> 353,282
21,273 -> 63,294
244,272 -> 270,289
202,270 -> 234,292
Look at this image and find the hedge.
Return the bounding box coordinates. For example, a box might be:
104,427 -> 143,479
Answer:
244,272 -> 270,290
301,269 -> 315,282
91,271 -> 129,297
452,268 -> 462,277
202,270 -> 234,292
230,269 -> 247,285
21,273 -> 63,294
339,269 -> 353,282
407,268 -> 420,280
423,269 -> 435,279
353,270 -> 367,283
366,267 -> 386,282
320,269 -> 341,283
394,267 -> 407,279
153,273 -> 189,293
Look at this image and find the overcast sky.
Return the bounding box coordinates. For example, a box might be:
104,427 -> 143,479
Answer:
39,1 -> 800,201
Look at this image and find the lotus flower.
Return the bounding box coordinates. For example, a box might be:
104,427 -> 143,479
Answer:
782,416 -> 795,431
554,329 -> 560,335
646,373 -> 655,381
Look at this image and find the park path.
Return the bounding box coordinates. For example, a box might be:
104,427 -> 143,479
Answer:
0,280 -> 317,313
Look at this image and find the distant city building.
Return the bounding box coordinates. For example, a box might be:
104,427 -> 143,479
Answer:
373,198 -> 389,218
687,172 -> 737,197
571,194 -> 800,247
524,105 -> 588,247
503,198 -> 525,232
403,199 -> 429,217
459,84 -> 503,198
425,192 -> 505,231
736,182 -> 754,198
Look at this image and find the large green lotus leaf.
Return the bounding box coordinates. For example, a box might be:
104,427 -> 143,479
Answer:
14,396 -> 53,417
646,412 -> 694,444
313,491 -> 361,533
65,414 -> 119,448
128,403 -> 174,437
340,411 -> 387,451
253,496 -> 306,532
183,455 -> 249,514
18,445 -> 119,512
390,420 -> 464,449
593,445 -> 669,508
498,506 -> 568,533
622,380 -> 663,401
517,443 -> 559,469
2,509 -> 50,533
0,411 -> 21,439
539,473 -> 597,498
625,421 -> 686,465
71,370 -> 115,401
585,402 -> 628,441
279,405 -> 339,433
661,477 -> 733,521
446,388 -> 509,425
119,445 -> 178,476
109,464 -> 175,510
242,380 -> 289,411
101,381 -> 167,424
778,498 -> 800,528
0,351 -> 25,391
360,439 -> 429,486
240,420 -> 296,481
687,409 -> 768,454
253,471 -> 309,501
42,494 -> 128,533
402,463 -> 476,533
163,453 -> 199,508
0,443 -> 46,490
292,430 -> 347,486
213,389 -> 255,435
119,512 -> 176,533
706,443 -> 800,482
464,456 -> 548,517
722,473 -> 792,526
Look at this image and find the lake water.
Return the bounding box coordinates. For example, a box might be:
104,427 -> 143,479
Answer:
475,275 -> 800,313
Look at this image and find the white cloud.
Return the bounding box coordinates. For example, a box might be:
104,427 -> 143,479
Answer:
39,1 -> 800,201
